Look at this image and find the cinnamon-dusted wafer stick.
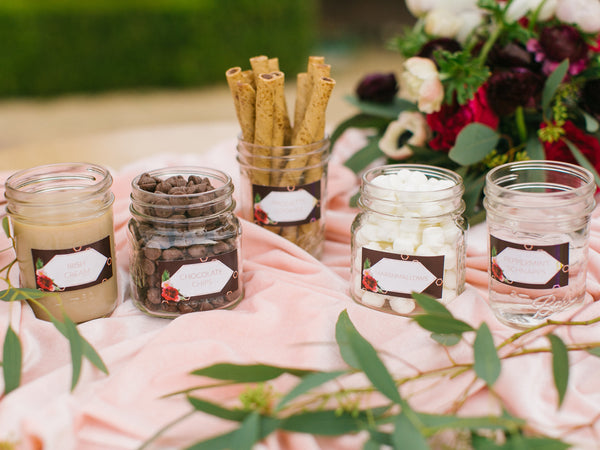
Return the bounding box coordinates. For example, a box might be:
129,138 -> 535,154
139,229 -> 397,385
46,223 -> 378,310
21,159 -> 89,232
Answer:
237,81 -> 256,143
252,72 -> 279,185
268,57 -> 279,72
293,72 -> 309,140
225,67 -> 245,126
241,69 -> 255,88
250,55 -> 270,83
293,76 -> 336,146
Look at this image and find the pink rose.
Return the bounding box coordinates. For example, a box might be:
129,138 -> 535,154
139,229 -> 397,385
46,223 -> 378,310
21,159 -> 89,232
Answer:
400,57 -> 444,114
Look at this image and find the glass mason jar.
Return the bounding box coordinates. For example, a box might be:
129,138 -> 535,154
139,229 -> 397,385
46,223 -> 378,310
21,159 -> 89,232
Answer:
4,163 -> 118,323
237,137 -> 330,259
128,167 -> 243,318
483,160 -> 596,328
350,164 -> 467,315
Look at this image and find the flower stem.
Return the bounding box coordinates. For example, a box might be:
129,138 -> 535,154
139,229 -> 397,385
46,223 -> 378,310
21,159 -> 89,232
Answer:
478,22 -> 503,65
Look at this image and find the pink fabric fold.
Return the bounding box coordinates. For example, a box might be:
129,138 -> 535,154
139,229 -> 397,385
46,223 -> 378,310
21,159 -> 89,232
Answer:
0,132 -> 599,449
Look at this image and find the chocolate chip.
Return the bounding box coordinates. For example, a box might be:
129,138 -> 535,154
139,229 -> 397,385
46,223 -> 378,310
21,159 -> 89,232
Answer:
155,181 -> 173,194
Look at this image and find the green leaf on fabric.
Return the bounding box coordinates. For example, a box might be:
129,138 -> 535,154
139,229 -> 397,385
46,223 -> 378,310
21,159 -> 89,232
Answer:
548,334 -> 569,408
281,410 -> 364,436
367,430 -> 393,447
344,136 -> 384,174
418,411 -> 524,430
329,113 -> 391,149
412,292 -> 453,318
80,337 -> 108,375
473,322 -> 501,386
391,413 -> 429,450
276,370 -> 347,411
186,416 -> 281,450
449,123 -> 499,165
542,60 -> 569,112
2,325 -> 22,395
0,288 -> 45,302
473,432 -> 570,450
345,95 -> 417,119
413,314 -> 474,335
231,411 -> 260,450
191,363 -> 313,382
431,333 -> 461,346
63,313 -> 83,391
335,310 -> 402,404
564,138 -> 600,186
583,111 -> 599,133
187,396 -> 248,422
2,216 -> 10,238
586,347 -> 600,358
525,133 -> 545,160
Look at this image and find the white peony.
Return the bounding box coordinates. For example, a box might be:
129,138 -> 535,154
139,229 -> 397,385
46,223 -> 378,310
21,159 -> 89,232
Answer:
556,0 -> 600,33
424,9 -> 463,38
400,57 -> 444,114
505,0 -> 558,22
406,0 -> 480,16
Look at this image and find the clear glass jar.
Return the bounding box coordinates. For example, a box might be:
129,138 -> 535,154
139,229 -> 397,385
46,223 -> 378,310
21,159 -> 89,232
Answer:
483,160 -> 596,328
128,167 -> 243,318
350,164 -> 467,315
4,163 -> 118,323
236,137 -> 330,259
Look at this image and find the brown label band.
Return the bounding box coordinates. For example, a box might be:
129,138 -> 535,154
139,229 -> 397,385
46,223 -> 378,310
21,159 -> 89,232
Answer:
32,235 -> 114,292
361,247 -> 445,299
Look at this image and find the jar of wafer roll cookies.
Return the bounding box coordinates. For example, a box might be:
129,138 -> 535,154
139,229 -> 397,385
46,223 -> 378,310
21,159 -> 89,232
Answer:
226,55 -> 335,259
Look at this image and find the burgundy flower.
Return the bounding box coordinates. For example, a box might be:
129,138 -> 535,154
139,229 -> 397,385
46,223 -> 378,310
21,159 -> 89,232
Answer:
36,273 -> 54,291
542,121 -> 600,175
487,42 -> 533,70
417,38 -> 462,67
162,285 -> 180,302
362,273 -> 378,292
254,205 -> 269,225
528,25 -> 588,75
486,68 -> 544,116
356,73 -> 398,103
582,79 -> 600,116
427,85 -> 499,151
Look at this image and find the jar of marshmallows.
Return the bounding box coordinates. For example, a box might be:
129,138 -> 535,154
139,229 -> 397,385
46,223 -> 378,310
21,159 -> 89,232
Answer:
350,164 -> 467,315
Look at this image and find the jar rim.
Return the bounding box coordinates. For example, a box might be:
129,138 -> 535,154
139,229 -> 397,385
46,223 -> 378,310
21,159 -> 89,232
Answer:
484,160 -> 596,205
4,162 -> 113,207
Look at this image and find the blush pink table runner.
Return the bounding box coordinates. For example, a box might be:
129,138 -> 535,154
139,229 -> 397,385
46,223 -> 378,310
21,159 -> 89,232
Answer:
1,130 -> 600,449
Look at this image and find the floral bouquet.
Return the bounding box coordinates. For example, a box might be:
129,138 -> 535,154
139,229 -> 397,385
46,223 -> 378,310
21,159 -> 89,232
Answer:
332,0 -> 600,224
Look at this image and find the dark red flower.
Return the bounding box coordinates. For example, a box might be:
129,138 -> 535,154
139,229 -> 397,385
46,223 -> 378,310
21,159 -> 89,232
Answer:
362,272 -> 378,292
487,42 -> 533,70
417,38 -> 462,67
427,85 -> 499,151
356,73 -> 398,103
254,206 -> 269,225
36,273 -> 54,291
542,121 -> 600,175
582,79 -> 600,116
528,25 -> 588,75
162,285 -> 180,302
486,68 -> 544,116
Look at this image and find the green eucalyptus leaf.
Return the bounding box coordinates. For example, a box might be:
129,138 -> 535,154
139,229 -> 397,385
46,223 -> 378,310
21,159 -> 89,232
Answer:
2,325 -> 22,395
344,137 -> 384,174
276,370 -> 347,411
525,133 -> 545,160
345,95 -> 417,119
80,338 -> 108,375
542,60 -> 569,113
462,173 -> 486,222
391,413 -> 429,450
449,123 -> 499,165
412,292 -> 453,318
2,217 -> 10,238
231,411 -> 260,450
330,113 -> 391,149
548,334 -> 569,408
564,138 -> 600,186
335,310 -> 402,404
281,410 -> 364,436
418,411 -> 524,430
0,288 -> 45,302
186,416 -> 281,450
63,313 -> 83,391
473,322 -> 501,386
191,363 -> 313,382
367,430 -> 392,447
187,396 -> 248,422
586,347 -> 600,358
583,111 -> 600,133
412,314 -> 474,335
431,333 -> 461,346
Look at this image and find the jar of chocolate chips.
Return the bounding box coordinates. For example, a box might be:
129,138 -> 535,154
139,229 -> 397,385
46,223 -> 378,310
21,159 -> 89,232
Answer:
127,167 -> 243,318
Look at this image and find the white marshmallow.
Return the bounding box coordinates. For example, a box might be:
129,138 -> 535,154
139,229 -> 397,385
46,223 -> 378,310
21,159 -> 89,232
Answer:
361,291 -> 386,308
440,288 -> 457,305
443,269 -> 457,290
393,233 -> 420,254
422,226 -> 445,249
389,297 -> 416,314
416,244 -> 435,256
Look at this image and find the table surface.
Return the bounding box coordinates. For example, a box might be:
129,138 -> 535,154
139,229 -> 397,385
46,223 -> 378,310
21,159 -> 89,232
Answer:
1,126 -> 600,450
